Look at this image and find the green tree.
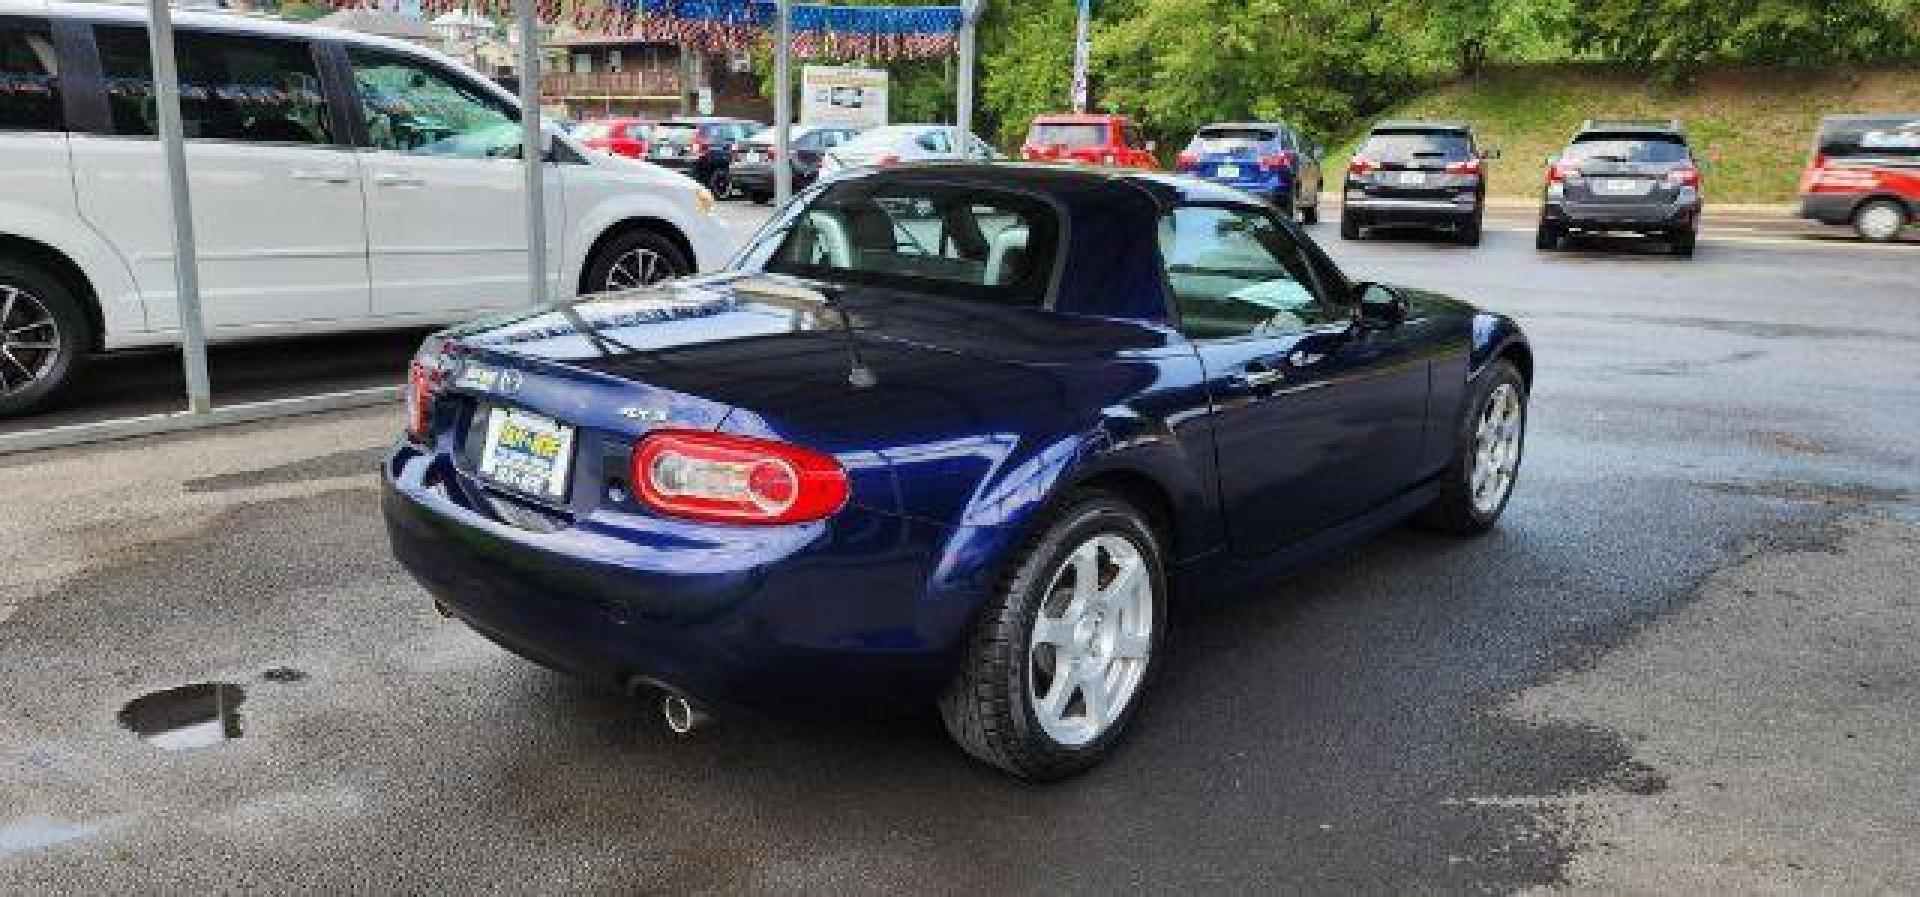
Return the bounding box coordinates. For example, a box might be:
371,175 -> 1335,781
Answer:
1568,0 -> 1920,80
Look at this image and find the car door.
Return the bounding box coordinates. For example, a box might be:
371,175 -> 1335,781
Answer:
71,24 -> 369,331
345,45 -> 564,317
1163,203 -> 1429,556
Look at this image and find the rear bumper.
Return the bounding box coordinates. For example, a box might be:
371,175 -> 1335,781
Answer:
1343,195 -> 1479,225
1194,173 -> 1295,199
729,164 -> 812,194
1545,199 -> 1700,231
380,442 -> 970,717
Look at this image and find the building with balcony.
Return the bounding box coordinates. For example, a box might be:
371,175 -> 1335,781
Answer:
541,35 -> 769,122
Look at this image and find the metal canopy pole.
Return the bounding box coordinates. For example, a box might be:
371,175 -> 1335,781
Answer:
145,0 -> 212,415
957,0 -> 981,136
773,0 -> 794,205
517,0 -> 549,305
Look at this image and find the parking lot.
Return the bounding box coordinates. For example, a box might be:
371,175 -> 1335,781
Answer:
3,200 -> 1917,892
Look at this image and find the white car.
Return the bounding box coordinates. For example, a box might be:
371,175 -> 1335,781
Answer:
819,124 -> 1000,174
0,0 -> 733,415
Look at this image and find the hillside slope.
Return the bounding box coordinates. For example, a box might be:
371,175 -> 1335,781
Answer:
1347,65 -> 1920,203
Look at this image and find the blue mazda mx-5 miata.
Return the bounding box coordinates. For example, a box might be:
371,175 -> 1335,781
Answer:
382,163 -> 1532,781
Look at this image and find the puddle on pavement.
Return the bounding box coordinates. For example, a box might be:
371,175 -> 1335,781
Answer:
117,683 -> 245,751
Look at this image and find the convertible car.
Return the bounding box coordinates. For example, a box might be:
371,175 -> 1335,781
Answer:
382,164 -> 1532,781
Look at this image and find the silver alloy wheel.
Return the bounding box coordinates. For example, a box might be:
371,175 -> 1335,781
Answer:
1470,382 -> 1524,514
1027,532 -> 1155,747
1856,203 -> 1906,242
0,285 -> 60,396
602,247 -> 670,291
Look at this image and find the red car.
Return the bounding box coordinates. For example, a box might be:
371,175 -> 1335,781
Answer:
576,117 -> 657,160
1020,113 -> 1157,169
1798,114 -> 1920,242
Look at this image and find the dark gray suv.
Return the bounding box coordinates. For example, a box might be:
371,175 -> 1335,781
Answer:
1538,119 -> 1704,256
1341,120 -> 1494,245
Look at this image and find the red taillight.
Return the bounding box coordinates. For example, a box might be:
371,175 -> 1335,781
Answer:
1348,156 -> 1375,175
1175,150 -> 1199,171
876,153 -> 900,166
631,430 -> 849,525
1665,166 -> 1700,187
1259,151 -> 1295,171
1445,158 -> 1482,175
405,342 -> 450,440
1545,163 -> 1565,184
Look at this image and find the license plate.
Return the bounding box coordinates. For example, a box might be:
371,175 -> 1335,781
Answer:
1399,171 -> 1426,186
1216,164 -> 1240,179
657,146 -> 679,158
744,152 -> 764,163
478,406 -> 575,501
1601,178 -> 1649,195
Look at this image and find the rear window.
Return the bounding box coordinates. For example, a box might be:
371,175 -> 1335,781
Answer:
763,181 -> 1059,304
656,123 -> 700,144
1189,127 -> 1277,153
1817,117 -> 1920,159
1028,122 -> 1106,149
1361,130 -> 1473,160
0,22 -> 61,132
1563,134 -> 1690,164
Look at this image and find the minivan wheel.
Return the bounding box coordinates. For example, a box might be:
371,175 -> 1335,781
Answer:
1853,199 -> 1907,242
583,228 -> 692,294
0,261 -> 90,418
939,490 -> 1167,782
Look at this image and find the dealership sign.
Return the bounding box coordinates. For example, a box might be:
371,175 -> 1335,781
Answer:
801,65 -> 888,129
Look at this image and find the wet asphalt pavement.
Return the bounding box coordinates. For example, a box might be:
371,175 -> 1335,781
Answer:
1,210 -> 1916,893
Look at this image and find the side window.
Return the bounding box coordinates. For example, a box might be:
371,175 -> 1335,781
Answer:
0,22 -> 62,132
348,48 -> 519,158
96,27 -> 333,144
1158,205 -> 1342,340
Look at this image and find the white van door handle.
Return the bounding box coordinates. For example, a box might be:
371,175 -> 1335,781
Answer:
290,169 -> 351,185
373,172 -> 425,188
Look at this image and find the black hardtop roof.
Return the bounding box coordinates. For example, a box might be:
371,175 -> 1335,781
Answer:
829,162 -> 1251,212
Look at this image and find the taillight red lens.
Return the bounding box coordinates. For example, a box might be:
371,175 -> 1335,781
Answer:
1259,151 -> 1295,170
1445,158 -> 1482,175
876,153 -> 900,166
1545,163 -> 1565,184
1175,150 -> 1198,170
405,345 -> 450,440
1666,166 -> 1700,187
631,430 -> 848,525
1348,156 -> 1375,175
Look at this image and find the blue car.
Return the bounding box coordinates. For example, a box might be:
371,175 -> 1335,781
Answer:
1175,121 -> 1327,223
382,164 -> 1532,781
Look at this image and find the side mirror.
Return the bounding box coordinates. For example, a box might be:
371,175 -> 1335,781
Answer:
1353,282 -> 1408,330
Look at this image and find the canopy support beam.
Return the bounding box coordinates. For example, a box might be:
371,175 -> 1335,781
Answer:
145,0 -> 211,414
518,0 -> 549,306
773,0 -> 794,205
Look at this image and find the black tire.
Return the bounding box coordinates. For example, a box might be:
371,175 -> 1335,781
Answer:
1458,214 -> 1483,246
1671,228 -> 1697,258
1340,212 -> 1362,240
1300,192 -> 1320,225
0,260 -> 91,418
1851,199 -> 1907,243
1416,359 -> 1527,535
1534,220 -> 1562,251
939,490 -> 1168,782
1276,190 -> 1297,221
708,168 -> 733,199
580,227 -> 692,295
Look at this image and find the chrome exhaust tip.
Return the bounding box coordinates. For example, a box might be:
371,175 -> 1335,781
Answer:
661,693 -> 711,735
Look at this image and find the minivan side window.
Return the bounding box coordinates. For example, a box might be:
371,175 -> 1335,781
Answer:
95,27 -> 333,144
0,22 -> 62,132
348,48 -> 518,158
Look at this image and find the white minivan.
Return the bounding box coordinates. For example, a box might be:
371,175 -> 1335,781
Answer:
0,0 -> 733,415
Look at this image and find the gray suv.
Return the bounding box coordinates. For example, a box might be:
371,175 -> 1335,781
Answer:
1538,119 -> 1704,257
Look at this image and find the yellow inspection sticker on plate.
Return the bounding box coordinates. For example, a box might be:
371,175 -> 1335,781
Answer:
478,406 -> 575,500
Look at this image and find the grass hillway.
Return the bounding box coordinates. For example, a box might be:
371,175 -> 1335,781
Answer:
1336,64 -> 1920,204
